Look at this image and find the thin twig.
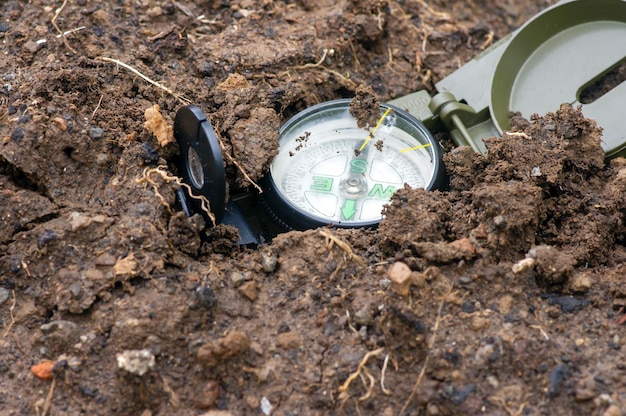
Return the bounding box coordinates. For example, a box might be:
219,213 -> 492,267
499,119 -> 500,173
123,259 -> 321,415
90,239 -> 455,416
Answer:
294,49 -> 357,89
41,377 -> 56,416
2,290 -> 16,338
51,0 -> 77,54
219,143 -> 263,194
91,94 -> 104,119
96,57 -> 192,105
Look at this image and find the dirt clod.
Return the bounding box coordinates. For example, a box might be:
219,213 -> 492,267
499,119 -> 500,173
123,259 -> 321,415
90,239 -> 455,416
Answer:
197,331 -> 251,368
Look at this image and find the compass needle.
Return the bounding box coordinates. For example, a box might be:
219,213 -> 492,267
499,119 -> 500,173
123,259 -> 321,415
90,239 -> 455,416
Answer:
358,107 -> 392,152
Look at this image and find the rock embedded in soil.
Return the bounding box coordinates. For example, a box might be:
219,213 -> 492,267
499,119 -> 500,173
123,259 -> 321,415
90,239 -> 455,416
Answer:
116,349 -> 155,376
195,380 -> 221,410
387,261 -> 412,296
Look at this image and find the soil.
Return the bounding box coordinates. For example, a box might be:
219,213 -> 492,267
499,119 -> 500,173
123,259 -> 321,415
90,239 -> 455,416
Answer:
2,1 -> 626,415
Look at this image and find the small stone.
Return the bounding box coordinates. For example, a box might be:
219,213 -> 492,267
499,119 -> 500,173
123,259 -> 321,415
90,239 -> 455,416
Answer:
512,257 -> 535,274
40,320 -> 79,340
260,252 -> 277,273
0,288 -> 10,306
89,126 -> 104,139
116,349 -> 155,376
195,285 -> 217,309
260,397 -> 272,416
379,278 -> 391,290
195,380 -> 221,409
23,40 -> 40,54
51,117 -> 67,131
387,261 -> 412,296
547,363 -> 570,398
31,360 -> 55,380
238,281 -> 258,301
276,331 -> 302,350
474,344 -> 495,367
0,23 -> 10,33
571,274 -> 593,293
230,272 -> 246,288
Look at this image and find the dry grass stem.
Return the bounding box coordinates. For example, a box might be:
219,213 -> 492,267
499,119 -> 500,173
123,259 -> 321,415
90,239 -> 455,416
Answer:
319,229 -> 366,267
2,290 -> 16,338
41,377 -> 56,416
51,0 -> 77,54
96,57 -> 192,105
380,353 -> 392,395
91,94 -> 104,119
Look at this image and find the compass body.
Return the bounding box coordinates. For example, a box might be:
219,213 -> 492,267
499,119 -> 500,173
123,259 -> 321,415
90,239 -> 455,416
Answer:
264,99 -> 447,230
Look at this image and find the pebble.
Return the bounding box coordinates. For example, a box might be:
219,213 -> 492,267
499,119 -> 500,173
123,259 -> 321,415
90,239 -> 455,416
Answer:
0,288 -> 9,306
230,271 -> 246,288
276,331 -> 302,350
23,40 -> 40,54
547,363 -> 570,398
238,281 -> 258,301
512,257 -> 535,273
260,252 -> 277,273
379,277 -> 391,290
387,261 -> 412,296
41,320 -> 79,338
31,360 -> 55,380
89,126 -> 104,139
116,349 -> 155,376
260,397 -> 272,416
0,23 -> 9,32
195,285 -> 217,309
51,117 -> 67,131
195,380 -> 221,409
571,273 -> 593,293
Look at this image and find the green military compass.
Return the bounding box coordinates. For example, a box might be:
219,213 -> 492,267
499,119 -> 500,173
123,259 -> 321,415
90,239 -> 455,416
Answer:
174,0 -> 626,244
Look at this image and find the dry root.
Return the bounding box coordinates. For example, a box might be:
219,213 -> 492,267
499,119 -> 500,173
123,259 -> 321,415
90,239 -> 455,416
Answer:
137,166 -> 216,226
319,229 -> 365,267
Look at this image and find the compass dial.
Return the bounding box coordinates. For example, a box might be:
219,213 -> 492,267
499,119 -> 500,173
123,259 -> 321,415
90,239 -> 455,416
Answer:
265,99 -> 446,230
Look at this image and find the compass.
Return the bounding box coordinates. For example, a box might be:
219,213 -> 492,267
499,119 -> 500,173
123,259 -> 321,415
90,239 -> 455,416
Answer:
262,99 -> 447,230
174,0 -> 626,243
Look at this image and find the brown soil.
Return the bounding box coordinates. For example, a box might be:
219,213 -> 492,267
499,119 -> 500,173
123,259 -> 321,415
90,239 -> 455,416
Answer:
2,1 -> 626,415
